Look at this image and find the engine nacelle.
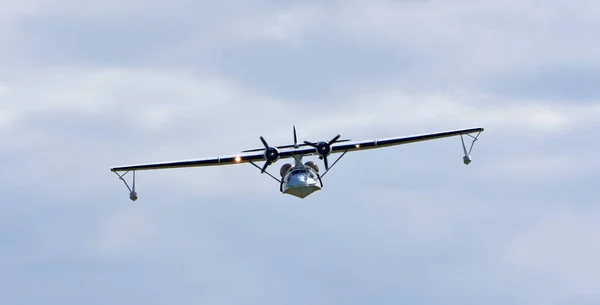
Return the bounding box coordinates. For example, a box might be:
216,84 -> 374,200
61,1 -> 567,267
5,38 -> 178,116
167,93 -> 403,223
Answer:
315,141 -> 332,157
304,161 -> 319,173
280,163 -> 292,177
264,146 -> 281,163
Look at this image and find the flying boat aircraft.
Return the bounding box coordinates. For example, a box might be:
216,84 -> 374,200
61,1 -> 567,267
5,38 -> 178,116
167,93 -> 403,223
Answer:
111,126 -> 484,200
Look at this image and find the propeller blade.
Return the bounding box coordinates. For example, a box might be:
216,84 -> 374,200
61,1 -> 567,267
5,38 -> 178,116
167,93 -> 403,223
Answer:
260,136 -> 269,148
241,139 -> 351,152
323,156 -> 329,170
244,143 -> 308,152
293,126 -> 298,148
261,161 -> 271,173
304,140 -> 317,148
330,134 -> 341,144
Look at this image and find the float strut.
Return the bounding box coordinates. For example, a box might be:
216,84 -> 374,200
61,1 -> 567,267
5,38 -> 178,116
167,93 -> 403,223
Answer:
460,131 -> 481,165
115,170 -> 138,201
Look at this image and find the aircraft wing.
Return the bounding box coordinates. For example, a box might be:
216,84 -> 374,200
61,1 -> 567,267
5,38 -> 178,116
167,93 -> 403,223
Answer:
110,148 -> 318,172
330,127 -> 484,154
110,127 -> 483,172
111,152 -> 264,172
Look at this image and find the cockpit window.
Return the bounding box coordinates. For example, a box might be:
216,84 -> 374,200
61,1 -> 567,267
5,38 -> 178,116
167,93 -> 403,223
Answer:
286,169 -> 315,182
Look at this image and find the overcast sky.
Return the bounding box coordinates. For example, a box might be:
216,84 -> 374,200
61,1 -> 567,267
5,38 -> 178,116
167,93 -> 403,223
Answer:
1,0 -> 600,304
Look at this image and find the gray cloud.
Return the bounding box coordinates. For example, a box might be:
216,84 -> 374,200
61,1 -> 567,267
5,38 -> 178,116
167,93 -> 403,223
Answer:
2,1 -> 600,304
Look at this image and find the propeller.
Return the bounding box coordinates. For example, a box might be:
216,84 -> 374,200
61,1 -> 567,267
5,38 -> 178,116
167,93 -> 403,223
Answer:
304,134 -> 341,170
260,136 -> 280,173
293,125 -> 298,148
241,139 -> 350,152
242,126 -> 349,152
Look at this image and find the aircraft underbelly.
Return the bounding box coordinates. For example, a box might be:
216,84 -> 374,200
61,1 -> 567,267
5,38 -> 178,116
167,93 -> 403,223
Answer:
282,171 -> 321,199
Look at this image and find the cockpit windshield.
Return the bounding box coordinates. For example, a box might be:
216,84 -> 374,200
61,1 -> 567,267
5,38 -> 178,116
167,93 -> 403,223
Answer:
286,169 -> 316,182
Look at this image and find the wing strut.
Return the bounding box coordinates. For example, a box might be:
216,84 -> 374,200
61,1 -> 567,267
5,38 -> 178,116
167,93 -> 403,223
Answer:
114,170 -> 138,201
320,151 -> 348,178
460,130 -> 483,165
248,161 -> 281,183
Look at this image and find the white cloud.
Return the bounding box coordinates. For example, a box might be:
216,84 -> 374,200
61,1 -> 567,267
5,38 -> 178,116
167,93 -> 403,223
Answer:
220,0 -> 600,83
84,206 -> 156,259
490,154 -> 597,182
1,68 -> 283,132
502,207 -> 600,299
231,4 -> 321,46
0,0 -> 45,22
313,89 -> 600,136
328,0 -> 600,64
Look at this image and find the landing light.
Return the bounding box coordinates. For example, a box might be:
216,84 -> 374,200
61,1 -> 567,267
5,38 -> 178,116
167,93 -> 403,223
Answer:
355,144 -> 360,148
235,156 -> 242,163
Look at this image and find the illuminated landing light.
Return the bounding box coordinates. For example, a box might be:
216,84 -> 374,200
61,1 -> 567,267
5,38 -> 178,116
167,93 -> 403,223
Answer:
355,144 -> 360,148
234,156 -> 242,163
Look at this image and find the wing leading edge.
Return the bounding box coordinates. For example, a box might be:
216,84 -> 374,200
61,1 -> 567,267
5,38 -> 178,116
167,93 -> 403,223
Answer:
111,153 -> 264,172
110,147 -> 318,172
331,127 -> 484,153
110,127 -> 483,172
